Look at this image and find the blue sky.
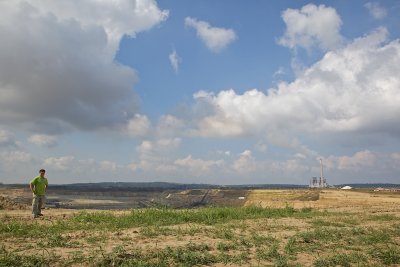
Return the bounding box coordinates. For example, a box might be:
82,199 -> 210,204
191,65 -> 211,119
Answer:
1,0 -> 400,185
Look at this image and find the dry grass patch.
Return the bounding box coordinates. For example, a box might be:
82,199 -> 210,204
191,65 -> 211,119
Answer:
1,188 -> 400,266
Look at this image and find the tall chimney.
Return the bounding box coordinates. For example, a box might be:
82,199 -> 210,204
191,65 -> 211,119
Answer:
320,158 -> 324,181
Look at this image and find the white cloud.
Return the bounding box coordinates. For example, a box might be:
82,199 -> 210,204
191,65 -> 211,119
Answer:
326,150 -> 377,171
0,1 -> 168,133
217,150 -> 231,156
279,4 -> 343,51
126,114 -> 151,137
28,134 -> 57,147
255,141 -> 268,152
157,115 -> 185,137
273,67 -> 285,77
191,28 -> 400,144
232,150 -> 257,173
134,138 -> 182,171
0,129 -> 17,147
13,0 -> 169,56
0,150 -> 35,182
169,50 -> 181,73
229,150 -> 310,182
365,2 -> 387,19
127,162 -> 139,172
43,156 -> 118,174
0,151 -> 33,164
44,156 -> 75,171
99,160 -> 117,171
391,152 -> 400,162
185,17 -> 236,53
174,155 -> 224,175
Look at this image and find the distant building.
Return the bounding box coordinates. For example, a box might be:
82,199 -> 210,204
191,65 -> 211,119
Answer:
309,159 -> 328,188
341,186 -> 352,190
374,187 -> 400,192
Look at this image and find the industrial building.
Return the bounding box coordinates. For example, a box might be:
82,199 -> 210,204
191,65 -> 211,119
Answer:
310,159 -> 328,188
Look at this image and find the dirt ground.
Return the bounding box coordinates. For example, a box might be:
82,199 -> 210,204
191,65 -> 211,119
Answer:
1,187 -> 400,219
1,187 -> 400,266
245,188 -> 400,213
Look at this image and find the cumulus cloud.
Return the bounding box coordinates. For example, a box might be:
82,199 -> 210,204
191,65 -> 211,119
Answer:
191,28 -> 400,143
157,115 -> 185,137
174,155 -> 224,175
185,17 -> 236,53
169,50 -> 181,73
126,114 -> 151,137
39,156 -> 120,180
0,0 -> 168,133
232,150 -> 257,173
0,129 -> 18,147
325,150 -> 376,171
279,4 -> 343,51
0,151 -> 33,164
28,134 -> 58,147
11,0 -> 169,57
132,138 -> 182,171
139,138 -> 181,155
365,2 -> 387,19
99,160 -> 117,171
44,156 -> 75,171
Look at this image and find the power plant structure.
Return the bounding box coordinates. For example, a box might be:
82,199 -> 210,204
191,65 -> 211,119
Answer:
309,159 -> 328,188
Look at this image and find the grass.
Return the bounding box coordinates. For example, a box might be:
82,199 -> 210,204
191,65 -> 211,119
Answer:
71,205 -> 306,228
369,245 -> 400,265
1,205 -> 400,266
314,252 -> 368,267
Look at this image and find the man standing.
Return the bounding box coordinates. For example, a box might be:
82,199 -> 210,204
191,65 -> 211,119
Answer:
30,169 -> 48,218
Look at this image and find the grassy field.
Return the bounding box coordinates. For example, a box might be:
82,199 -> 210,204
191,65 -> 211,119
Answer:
1,188 -> 400,266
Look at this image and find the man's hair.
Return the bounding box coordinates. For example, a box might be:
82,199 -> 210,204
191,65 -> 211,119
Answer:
39,169 -> 46,173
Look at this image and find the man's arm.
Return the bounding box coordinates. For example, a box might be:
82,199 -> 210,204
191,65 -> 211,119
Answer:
29,183 -> 35,193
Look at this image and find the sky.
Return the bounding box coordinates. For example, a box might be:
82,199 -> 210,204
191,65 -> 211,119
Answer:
1,0 -> 400,185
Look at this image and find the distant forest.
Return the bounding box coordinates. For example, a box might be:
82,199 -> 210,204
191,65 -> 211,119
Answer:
1,181 -> 399,191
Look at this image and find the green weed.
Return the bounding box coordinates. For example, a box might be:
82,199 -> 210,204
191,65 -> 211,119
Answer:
216,241 -> 237,252
0,247 -> 52,267
314,252 -> 367,267
251,232 -> 276,246
46,233 -> 73,247
311,219 -> 346,227
368,214 -> 398,221
358,228 -> 391,245
369,245 -> 400,265
212,226 -> 235,240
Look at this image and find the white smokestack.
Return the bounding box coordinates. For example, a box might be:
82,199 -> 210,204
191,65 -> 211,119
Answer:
320,158 -> 324,180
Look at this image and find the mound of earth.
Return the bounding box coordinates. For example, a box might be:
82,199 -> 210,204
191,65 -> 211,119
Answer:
0,196 -> 29,210
291,190 -> 320,201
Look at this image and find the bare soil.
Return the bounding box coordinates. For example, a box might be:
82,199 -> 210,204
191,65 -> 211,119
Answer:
245,188 -> 400,212
1,187 -> 399,266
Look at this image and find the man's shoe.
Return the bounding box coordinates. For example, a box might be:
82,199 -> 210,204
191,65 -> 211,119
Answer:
38,213 -> 44,216
33,215 -> 39,218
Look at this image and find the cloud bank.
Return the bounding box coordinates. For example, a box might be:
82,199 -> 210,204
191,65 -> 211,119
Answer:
0,0 -> 168,133
28,134 -> 58,147
192,28 -> 400,141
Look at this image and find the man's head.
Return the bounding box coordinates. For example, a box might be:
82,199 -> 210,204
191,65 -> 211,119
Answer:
39,169 -> 45,177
